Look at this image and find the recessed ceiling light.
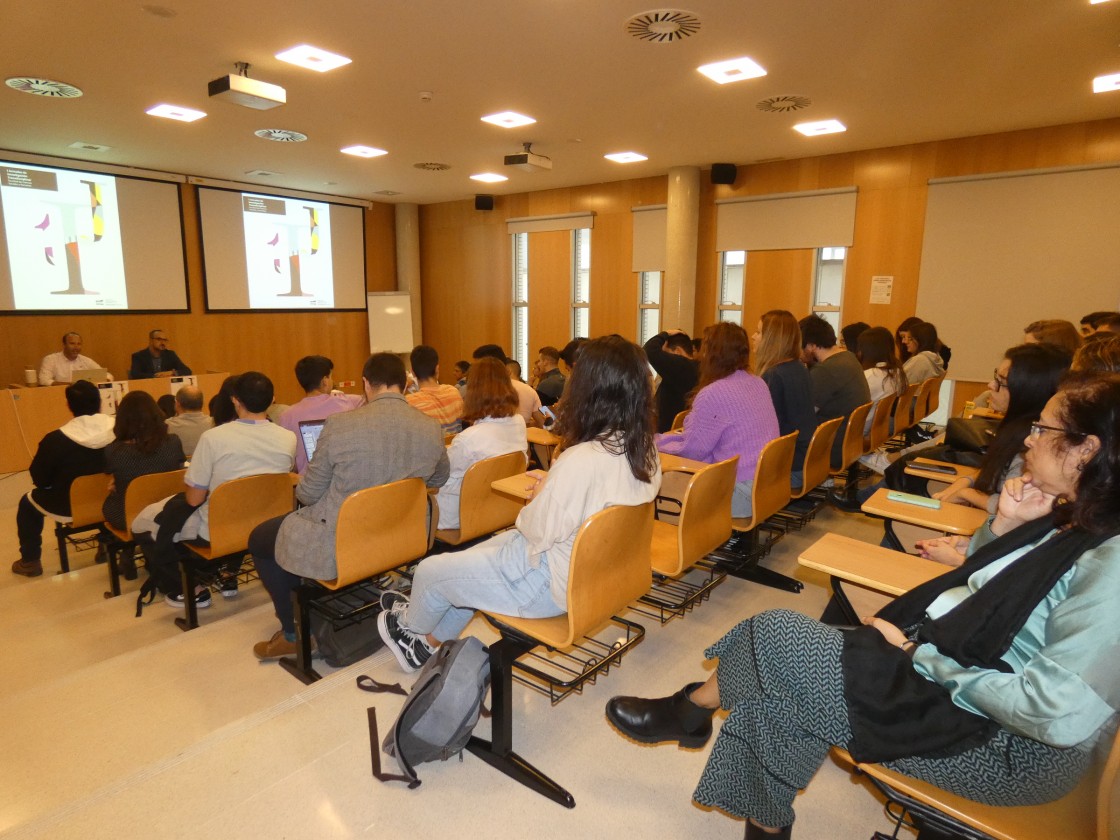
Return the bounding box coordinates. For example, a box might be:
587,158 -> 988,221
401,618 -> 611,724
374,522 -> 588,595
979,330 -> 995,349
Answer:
1090,0 -> 1111,5
68,141 -> 111,152
793,119 -> 846,136
604,152 -> 648,163
341,145 -> 387,158
1092,72 -> 1120,93
275,45 -> 352,72
697,57 -> 767,85
146,103 -> 206,122
470,172 -> 508,183
481,111 -> 536,128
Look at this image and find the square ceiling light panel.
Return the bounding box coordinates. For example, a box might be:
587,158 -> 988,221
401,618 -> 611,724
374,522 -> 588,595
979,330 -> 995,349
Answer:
146,103 -> 206,122
276,45 -> 352,72
793,119 -> 846,136
697,57 -> 767,84
1092,72 -> 1120,93
481,111 -> 536,128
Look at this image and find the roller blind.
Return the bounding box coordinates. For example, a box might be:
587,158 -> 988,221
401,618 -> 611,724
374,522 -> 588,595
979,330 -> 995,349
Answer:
715,187 -> 857,252
916,164 -> 1120,382
506,212 -> 594,234
631,205 -> 666,272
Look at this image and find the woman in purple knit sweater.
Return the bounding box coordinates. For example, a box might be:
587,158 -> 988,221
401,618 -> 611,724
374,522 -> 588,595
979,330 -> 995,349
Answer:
656,322 -> 780,517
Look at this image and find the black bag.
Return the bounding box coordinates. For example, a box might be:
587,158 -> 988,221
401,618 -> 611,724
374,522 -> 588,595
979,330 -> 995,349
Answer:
310,592 -> 385,667
944,416 -> 999,454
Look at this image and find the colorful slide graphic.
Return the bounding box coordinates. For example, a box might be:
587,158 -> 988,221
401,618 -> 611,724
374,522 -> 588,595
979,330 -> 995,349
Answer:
242,194 -> 334,309
0,164 -> 127,309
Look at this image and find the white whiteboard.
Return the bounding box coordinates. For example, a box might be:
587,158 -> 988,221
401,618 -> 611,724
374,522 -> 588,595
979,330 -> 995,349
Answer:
366,292 -> 415,353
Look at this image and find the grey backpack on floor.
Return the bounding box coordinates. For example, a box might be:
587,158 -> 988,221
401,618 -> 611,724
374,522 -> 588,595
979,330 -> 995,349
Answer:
375,635 -> 491,787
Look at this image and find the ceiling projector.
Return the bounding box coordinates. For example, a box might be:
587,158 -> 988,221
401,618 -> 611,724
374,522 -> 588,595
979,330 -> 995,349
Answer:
208,74 -> 286,110
504,150 -> 552,172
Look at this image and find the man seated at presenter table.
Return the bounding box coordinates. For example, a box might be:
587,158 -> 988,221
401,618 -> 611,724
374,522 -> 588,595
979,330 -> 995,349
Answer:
128,329 -> 191,379
278,355 -> 364,474
12,380 -> 115,577
38,331 -> 107,385
249,352 -> 449,661
164,385 -> 213,459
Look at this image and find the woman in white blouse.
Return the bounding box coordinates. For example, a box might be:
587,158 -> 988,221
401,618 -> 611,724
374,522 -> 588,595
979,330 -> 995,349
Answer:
435,357 -> 527,530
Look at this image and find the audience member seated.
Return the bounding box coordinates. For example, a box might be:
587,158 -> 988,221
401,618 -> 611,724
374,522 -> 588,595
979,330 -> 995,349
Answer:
839,320 -> 870,353
208,376 -> 239,426
102,392 -> 185,531
897,315 -> 952,371
38,331 -> 106,386
657,322 -> 779,518
165,385 -> 213,458
858,326 -> 907,434
473,344 -> 543,426
644,330 -> 699,434
1079,310 -> 1120,336
533,346 -> 566,407
1023,318 -> 1081,355
12,380 -> 115,577
752,311 -> 817,488
128,329 -> 191,379
250,353 -> 450,660
405,344 -> 465,435
278,355 -> 364,473
156,394 -> 176,420
1097,313 -> 1120,334
505,358 -> 523,383
799,314 -> 871,466
1072,332 -> 1120,373
436,357 -> 528,531
132,372 -> 295,609
453,360 -> 470,396
900,321 -> 946,384
378,336 -> 661,672
605,372 -> 1120,840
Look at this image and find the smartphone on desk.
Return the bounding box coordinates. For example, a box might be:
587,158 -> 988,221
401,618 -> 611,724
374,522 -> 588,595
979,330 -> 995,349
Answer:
886,490 -> 942,510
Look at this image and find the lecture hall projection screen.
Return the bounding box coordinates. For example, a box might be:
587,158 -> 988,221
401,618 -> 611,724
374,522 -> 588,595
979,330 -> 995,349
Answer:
0,159 -> 188,312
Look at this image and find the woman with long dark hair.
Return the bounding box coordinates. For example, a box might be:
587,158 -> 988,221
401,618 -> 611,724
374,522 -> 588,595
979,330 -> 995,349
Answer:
435,357 -> 527,530
102,391 -> 185,531
901,321 -> 946,384
857,326 -> 907,434
607,373 -> 1120,840
378,335 -> 661,672
657,322 -> 779,517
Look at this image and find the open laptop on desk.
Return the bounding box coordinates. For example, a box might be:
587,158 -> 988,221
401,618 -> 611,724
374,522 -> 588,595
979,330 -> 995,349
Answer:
73,368 -> 110,384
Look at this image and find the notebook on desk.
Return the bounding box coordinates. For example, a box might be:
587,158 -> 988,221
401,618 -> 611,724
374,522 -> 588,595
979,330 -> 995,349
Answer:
298,419 -> 326,464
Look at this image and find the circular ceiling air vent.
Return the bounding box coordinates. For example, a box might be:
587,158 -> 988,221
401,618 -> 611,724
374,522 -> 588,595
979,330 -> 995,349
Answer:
756,95 -> 812,113
5,77 -> 83,98
626,10 -> 701,42
413,162 -> 451,171
254,129 -> 308,142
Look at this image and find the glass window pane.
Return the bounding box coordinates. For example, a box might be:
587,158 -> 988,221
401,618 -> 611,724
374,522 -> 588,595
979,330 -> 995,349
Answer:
718,309 -> 742,325
639,271 -> 661,305
513,305 -> 529,370
512,233 -> 528,303
573,307 -> 589,339
719,251 -> 745,307
639,308 -> 660,343
813,245 -> 846,308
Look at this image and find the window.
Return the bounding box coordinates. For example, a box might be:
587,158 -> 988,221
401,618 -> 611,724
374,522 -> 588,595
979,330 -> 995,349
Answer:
638,270 -> 661,344
512,232 -> 529,370
571,227 -> 590,339
717,250 -> 745,325
811,246 -> 846,331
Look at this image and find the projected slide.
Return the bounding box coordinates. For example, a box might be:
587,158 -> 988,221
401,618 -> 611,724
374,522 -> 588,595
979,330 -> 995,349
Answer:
0,164 -> 127,309
243,194 -> 334,308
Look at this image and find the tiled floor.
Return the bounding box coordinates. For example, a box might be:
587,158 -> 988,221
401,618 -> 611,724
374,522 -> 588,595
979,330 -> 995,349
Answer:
1,468 -> 911,839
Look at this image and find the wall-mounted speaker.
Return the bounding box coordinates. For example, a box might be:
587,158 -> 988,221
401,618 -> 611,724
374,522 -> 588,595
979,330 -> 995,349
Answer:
710,163 -> 737,185
474,194 -> 494,211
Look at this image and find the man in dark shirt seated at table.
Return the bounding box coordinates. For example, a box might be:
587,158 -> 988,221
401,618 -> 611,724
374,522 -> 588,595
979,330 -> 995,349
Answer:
129,329 -> 192,379
644,330 -> 699,433
799,315 -> 870,467
533,346 -> 566,407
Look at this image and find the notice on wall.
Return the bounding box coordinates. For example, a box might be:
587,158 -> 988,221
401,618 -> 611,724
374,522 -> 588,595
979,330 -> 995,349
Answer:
870,275 -> 894,305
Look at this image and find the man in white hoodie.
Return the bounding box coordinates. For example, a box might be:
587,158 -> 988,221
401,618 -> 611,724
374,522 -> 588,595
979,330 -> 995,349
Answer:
12,380 -> 115,577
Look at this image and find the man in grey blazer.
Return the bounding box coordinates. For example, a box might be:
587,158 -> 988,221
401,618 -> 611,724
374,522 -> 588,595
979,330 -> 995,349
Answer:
250,352 -> 449,661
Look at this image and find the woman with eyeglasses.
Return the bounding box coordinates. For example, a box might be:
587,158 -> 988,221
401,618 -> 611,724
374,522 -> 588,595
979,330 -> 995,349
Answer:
605,373 -> 1120,840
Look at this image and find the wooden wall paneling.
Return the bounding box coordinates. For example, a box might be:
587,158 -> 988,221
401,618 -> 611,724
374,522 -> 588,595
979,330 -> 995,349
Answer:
588,212 -> 636,341
527,230 -> 573,353
742,250 -> 815,333
365,202 -> 397,293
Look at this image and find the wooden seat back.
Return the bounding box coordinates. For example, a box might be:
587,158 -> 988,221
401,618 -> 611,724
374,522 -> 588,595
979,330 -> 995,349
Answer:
732,431 -> 798,530
652,458 -> 736,576
893,382 -> 923,431
68,473 -> 111,527
914,375 -> 940,425
835,720 -> 1120,840
670,409 -> 689,431
193,472 -> 294,560
327,477 -> 432,589
793,416 -> 843,499
839,402 -> 874,469
437,450 -> 527,544
106,468 -> 187,541
494,502 -> 654,649
866,393 -> 899,453
924,374 -> 946,421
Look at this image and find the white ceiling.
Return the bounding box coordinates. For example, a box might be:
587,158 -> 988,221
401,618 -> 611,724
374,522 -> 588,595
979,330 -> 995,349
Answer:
2,0 -> 1119,205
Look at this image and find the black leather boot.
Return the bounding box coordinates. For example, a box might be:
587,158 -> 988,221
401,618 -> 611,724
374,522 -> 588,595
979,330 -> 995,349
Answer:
605,682 -> 715,748
744,821 -> 792,840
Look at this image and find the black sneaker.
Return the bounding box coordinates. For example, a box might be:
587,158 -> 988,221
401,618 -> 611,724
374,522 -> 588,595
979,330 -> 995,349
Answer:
379,589 -> 408,611
377,604 -> 434,673
218,576 -> 239,599
165,588 -> 212,609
